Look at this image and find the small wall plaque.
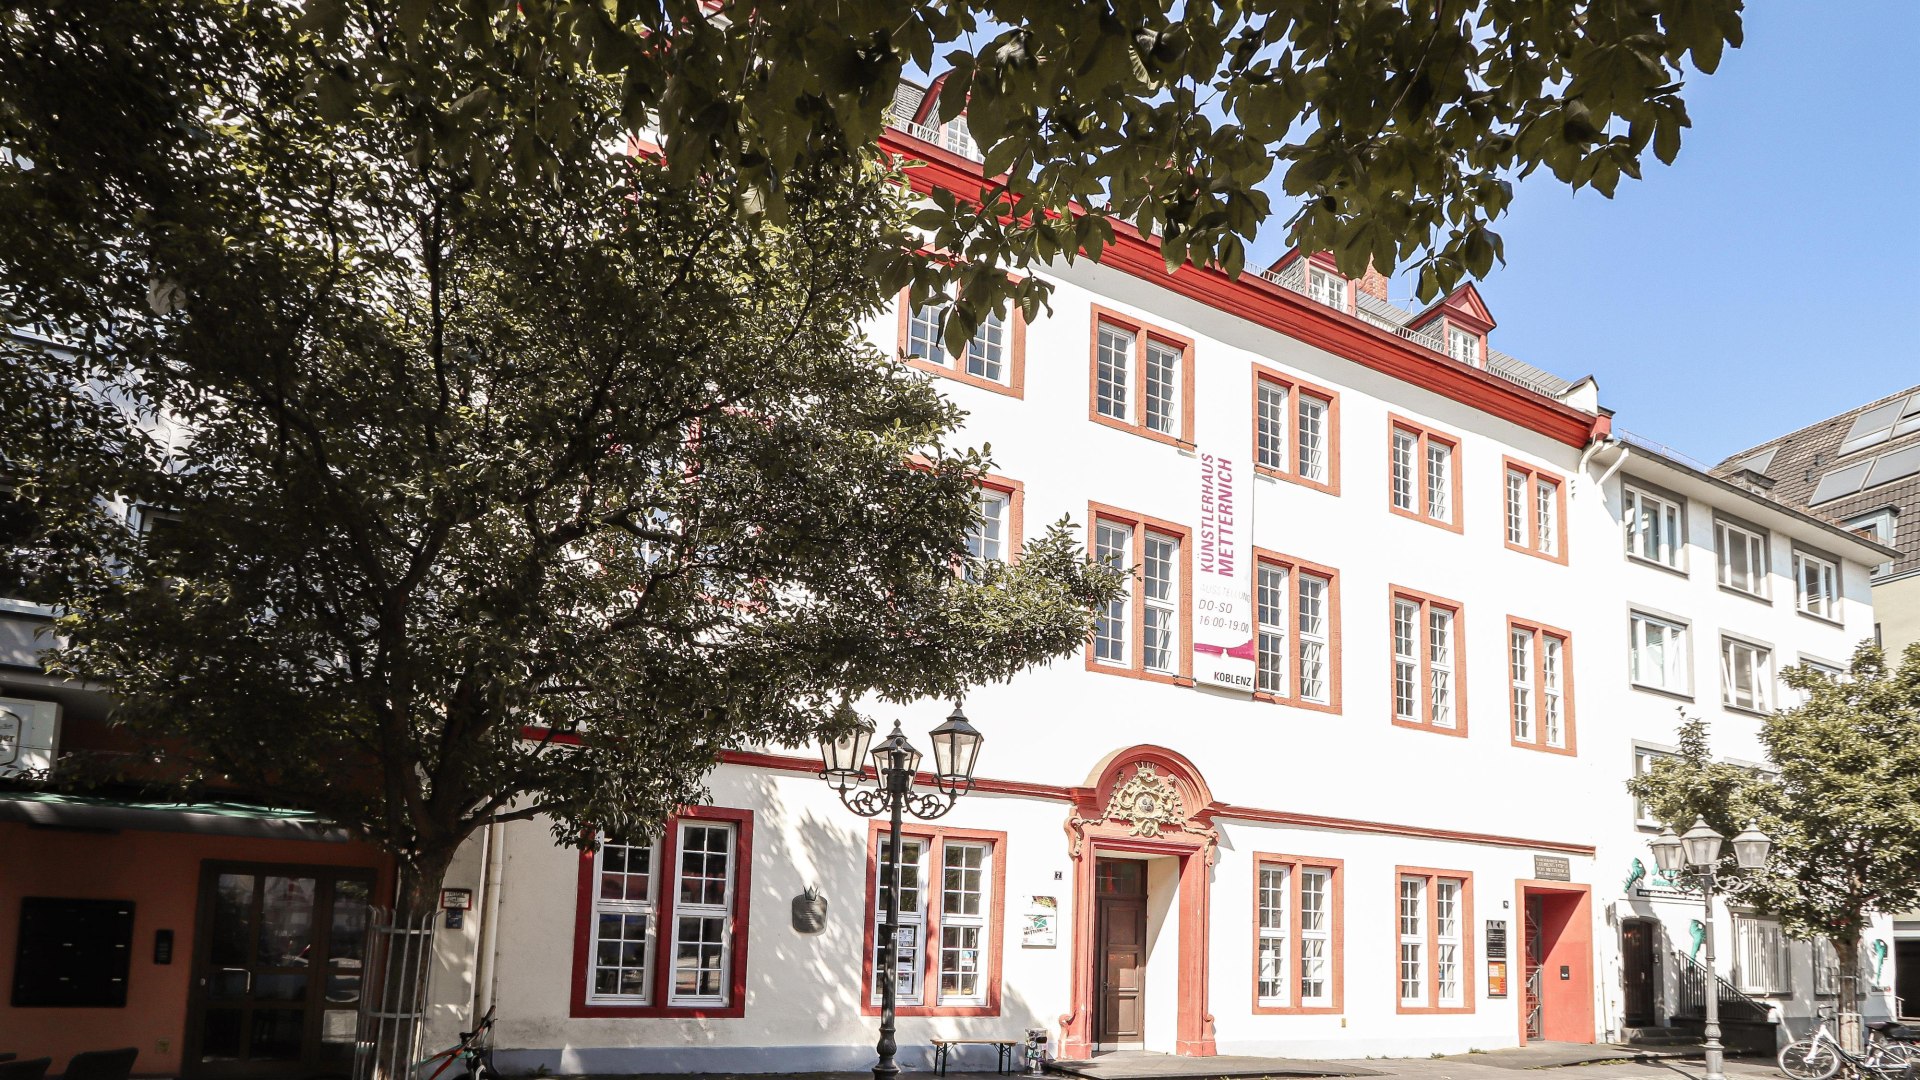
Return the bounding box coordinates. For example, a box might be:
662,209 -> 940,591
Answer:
791,888 -> 828,934
1533,855 -> 1571,881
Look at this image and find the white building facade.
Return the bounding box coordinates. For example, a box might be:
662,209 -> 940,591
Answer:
410,125 -> 1899,1072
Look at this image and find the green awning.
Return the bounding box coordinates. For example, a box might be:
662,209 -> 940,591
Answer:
0,790 -> 356,841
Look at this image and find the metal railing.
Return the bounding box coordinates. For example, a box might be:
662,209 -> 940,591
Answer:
353,910 -> 437,1080
1616,428 -> 1718,474
1673,949 -> 1775,1025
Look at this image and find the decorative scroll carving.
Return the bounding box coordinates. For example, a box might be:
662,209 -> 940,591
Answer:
1067,761 -> 1216,856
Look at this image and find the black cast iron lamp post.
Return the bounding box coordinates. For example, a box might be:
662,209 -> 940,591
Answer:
819,703 -> 983,1080
1649,817 -> 1772,1080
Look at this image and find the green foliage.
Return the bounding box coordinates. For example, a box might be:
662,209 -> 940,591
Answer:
0,0 -> 1122,905
1627,642 -> 1920,1014
0,0 -> 1741,341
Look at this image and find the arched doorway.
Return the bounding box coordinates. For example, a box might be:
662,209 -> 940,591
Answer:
1058,747 -> 1217,1059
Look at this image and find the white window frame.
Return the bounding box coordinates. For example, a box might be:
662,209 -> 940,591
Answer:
1632,745 -> 1676,829
1505,469 -> 1527,547
1092,521 -> 1133,666
1140,531 -> 1180,675
1296,393 -> 1331,484
587,837 -> 660,1005
1630,611 -> 1691,696
1427,606 -> 1456,728
1296,573 -> 1331,705
1298,867 -> 1333,1007
1398,876 -> 1426,1006
1446,324 -> 1480,367
1845,510 -> 1896,578
1721,636 -> 1774,713
1143,338 -> 1182,437
1509,627 -> 1533,743
1733,914 -> 1790,995
1257,864 -> 1291,1005
1624,485 -> 1687,569
1392,429 -> 1419,513
1256,563 -> 1289,697
936,841 -> 992,1005
1434,878 -> 1463,1006
1393,594 -> 1459,729
1307,267 -> 1348,311
906,293 -> 1010,387
872,836 -> 930,1006
1256,379 -> 1290,473
1792,549 -> 1840,621
1815,938 -> 1840,997
967,488 -> 1010,565
668,820 -> 737,1006
1095,323 -> 1134,423
1715,517 -> 1771,598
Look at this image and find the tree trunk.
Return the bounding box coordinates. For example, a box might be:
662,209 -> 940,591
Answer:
372,848 -> 456,1080
1837,933 -> 1863,1054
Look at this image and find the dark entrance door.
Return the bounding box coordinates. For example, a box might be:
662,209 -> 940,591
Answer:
1622,920 -> 1657,1026
1898,940 -> 1920,1020
1094,858 -> 1148,1049
183,863 -> 375,1079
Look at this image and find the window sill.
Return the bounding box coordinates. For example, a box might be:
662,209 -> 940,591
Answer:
1254,691 -> 1341,715
1630,682 -> 1696,704
1511,738 -> 1577,757
1717,583 -> 1774,605
1626,553 -> 1690,579
1794,608 -> 1844,628
1252,1002 -> 1344,1016
1085,656 -> 1193,687
1397,1003 -> 1475,1016
1253,464 -> 1340,498
1392,717 -> 1469,739
1089,412 -> 1194,451
905,356 -> 1024,399
573,1001 -> 747,1019
0,598 -> 55,619
862,1002 -> 1000,1018
1388,504 -> 1463,534
1503,540 -> 1568,566
1722,702 -> 1772,718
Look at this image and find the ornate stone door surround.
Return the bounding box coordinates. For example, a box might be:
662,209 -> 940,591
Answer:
1058,746 -> 1218,1059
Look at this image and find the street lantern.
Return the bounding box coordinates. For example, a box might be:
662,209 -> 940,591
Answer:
1731,820 -> 1773,870
818,713 -> 875,793
928,702 -> 983,794
870,721 -> 923,780
818,707 -> 983,1080
1649,812 -> 1772,1080
1682,815 -> 1725,867
1650,825 -> 1685,875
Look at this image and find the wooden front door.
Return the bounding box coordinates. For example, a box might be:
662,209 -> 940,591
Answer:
1094,859 -> 1148,1048
183,863 -> 375,1079
1622,920 -> 1657,1026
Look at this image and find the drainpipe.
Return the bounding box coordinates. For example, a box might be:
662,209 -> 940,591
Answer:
472,816 -> 508,1024
1595,442 -> 1632,490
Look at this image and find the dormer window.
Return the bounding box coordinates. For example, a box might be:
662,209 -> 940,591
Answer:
938,115 -> 976,160
1445,324 -> 1481,368
1307,268 -> 1349,312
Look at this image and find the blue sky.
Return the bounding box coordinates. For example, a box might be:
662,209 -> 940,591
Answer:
1267,2 -> 1920,465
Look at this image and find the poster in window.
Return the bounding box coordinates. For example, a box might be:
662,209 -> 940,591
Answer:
1023,896 -> 1057,947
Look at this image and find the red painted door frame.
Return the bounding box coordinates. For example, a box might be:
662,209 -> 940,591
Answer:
1513,880 -> 1595,1045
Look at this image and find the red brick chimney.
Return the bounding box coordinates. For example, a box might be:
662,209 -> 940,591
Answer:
1355,263 -> 1390,301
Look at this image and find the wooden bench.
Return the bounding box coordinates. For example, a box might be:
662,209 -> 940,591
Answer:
929,1037 -> 1021,1075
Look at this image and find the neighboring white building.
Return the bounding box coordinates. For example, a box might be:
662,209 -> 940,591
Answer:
1581,437 -> 1897,1044
400,107 -> 1899,1073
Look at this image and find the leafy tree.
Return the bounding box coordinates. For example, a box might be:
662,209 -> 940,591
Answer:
2,0 -> 1744,352
0,0 -> 1120,929
1628,643 -> 1920,1030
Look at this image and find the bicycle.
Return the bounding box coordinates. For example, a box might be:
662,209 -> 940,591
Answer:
413,1005 -> 497,1080
1779,1008 -> 1918,1080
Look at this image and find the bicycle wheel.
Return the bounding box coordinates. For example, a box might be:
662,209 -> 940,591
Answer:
1781,1039 -> 1842,1080
1876,1042 -> 1919,1066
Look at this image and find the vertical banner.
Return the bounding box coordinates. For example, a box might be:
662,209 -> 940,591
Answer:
1193,450 -> 1256,692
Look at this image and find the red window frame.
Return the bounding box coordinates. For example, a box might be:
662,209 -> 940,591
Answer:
1087,306 -> 1196,449
1251,853 -> 1346,1015
1086,502 -> 1194,686
1507,618 -> 1576,755
569,805 -> 755,1018
897,285 -> 1029,398
1251,365 -> 1342,496
1387,416 -> 1463,533
1251,549 -> 1343,713
1394,866 -> 1476,1016
970,473 -> 1026,564
1502,457 -> 1568,564
859,821 -> 1008,1017
1388,587 -> 1468,737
